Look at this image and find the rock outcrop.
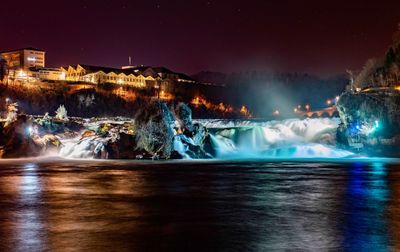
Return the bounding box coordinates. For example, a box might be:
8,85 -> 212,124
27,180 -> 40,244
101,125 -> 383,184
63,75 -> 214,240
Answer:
0,101 -> 214,159
336,91 -> 400,156
133,101 -> 212,159
0,115 -> 61,158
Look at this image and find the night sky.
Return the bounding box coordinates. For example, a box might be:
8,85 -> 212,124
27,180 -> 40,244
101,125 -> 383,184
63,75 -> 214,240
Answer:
1,0 -> 400,76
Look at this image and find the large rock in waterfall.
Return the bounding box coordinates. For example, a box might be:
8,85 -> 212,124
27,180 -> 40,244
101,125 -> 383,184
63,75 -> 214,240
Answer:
336,91 -> 400,156
173,103 -> 212,158
0,115 -> 61,158
134,101 -> 176,159
106,132 -> 151,159
133,101 -> 212,159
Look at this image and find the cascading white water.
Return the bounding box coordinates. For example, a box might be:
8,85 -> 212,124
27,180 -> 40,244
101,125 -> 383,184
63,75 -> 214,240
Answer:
59,136 -> 108,159
57,117 -> 353,159
206,118 -> 354,158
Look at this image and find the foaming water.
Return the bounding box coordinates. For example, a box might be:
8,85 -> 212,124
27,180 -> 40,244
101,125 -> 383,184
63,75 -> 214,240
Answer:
208,118 -> 354,159
59,136 -> 108,159
57,118 -> 353,159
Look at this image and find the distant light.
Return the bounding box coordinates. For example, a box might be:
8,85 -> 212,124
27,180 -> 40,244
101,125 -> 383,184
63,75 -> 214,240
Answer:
27,57 -> 36,62
273,110 -> 280,116
305,104 -> 310,111
335,96 -> 340,101
326,99 -> 332,105
375,120 -> 379,128
293,108 -> 298,113
297,105 -> 301,109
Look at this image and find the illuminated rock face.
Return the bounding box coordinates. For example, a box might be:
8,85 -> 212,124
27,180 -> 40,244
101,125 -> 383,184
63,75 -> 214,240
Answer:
57,101 -> 213,160
0,115 -> 61,158
336,91 -> 400,156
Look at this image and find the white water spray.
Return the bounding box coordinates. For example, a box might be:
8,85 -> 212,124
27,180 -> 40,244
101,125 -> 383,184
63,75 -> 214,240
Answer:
57,118 -> 353,159
206,118 -> 353,158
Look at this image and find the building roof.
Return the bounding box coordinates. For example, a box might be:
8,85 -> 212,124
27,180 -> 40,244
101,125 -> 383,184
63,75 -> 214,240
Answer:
129,66 -> 195,81
63,64 -> 195,81
65,64 -> 144,76
0,47 -> 45,54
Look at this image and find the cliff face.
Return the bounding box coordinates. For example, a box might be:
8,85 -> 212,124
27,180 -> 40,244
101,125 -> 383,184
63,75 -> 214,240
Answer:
335,29 -> 400,156
336,91 -> 400,156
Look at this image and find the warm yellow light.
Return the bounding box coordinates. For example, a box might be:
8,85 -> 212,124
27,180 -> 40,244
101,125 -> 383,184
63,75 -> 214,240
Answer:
191,96 -> 201,106
17,70 -> 26,78
293,108 -> 298,113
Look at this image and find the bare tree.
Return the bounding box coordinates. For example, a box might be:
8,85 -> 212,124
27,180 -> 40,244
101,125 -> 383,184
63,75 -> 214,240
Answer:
389,63 -> 400,84
354,58 -> 382,89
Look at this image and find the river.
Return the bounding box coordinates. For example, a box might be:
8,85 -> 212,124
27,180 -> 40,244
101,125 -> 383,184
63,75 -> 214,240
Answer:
0,158 -> 399,251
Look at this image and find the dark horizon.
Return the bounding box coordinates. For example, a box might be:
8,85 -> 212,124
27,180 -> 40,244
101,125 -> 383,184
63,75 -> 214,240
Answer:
1,0 -> 400,77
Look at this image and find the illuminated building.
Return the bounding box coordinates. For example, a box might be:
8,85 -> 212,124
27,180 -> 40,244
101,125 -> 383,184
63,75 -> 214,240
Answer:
0,47 -> 55,82
0,47 -> 45,70
122,65 -> 196,83
60,64 -> 156,87
0,47 -> 196,86
31,67 -> 65,81
60,64 -> 195,87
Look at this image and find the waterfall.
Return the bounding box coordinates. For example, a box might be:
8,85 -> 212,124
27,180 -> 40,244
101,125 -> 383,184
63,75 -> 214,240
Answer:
57,117 -> 353,159
207,118 -> 354,158
59,136 -> 108,159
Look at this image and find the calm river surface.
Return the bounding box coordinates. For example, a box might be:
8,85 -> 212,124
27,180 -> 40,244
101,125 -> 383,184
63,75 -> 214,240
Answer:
1,158 -> 400,251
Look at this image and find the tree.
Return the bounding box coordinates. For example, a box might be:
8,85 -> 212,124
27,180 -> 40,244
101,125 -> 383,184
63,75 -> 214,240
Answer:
392,23 -> 400,49
354,58 -> 382,89
0,56 -> 6,83
384,47 -> 396,70
4,102 -> 18,127
55,105 -> 69,121
389,63 -> 400,84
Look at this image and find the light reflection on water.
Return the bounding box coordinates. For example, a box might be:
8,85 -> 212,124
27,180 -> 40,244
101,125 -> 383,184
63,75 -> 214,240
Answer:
0,159 -> 399,251
343,162 -> 390,251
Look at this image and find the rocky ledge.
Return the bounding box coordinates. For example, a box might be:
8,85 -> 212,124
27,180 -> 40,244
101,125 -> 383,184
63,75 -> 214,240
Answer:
336,90 -> 400,156
0,101 -> 213,159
